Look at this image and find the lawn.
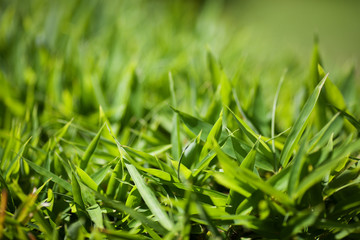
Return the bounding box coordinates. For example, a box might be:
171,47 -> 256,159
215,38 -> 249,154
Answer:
1,0 -> 360,239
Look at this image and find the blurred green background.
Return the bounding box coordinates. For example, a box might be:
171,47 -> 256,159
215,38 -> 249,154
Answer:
226,0 -> 360,73
1,0 -> 359,125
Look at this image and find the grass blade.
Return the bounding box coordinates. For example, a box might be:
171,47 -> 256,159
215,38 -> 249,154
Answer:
24,158 -> 72,192
125,163 -> 174,231
271,70 -> 286,170
80,124 -> 104,169
169,72 -> 181,160
280,73 -> 328,167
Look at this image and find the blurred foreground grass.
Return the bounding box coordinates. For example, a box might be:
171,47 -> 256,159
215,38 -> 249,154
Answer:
1,0 -> 360,239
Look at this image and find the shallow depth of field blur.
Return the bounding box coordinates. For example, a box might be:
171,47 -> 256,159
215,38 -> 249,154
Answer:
1,0 -> 360,239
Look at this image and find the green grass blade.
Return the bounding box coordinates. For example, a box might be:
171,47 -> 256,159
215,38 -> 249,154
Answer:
80,124 -> 104,169
280,73 -> 328,167
287,133 -> 309,198
91,163 -> 112,185
106,157 -> 124,198
71,171 -> 85,211
195,196 -> 224,239
240,138 -> 259,171
228,108 -> 272,159
99,229 -> 151,240
24,158 -> 72,192
214,140 -> 294,208
318,65 -> 346,111
271,70 -> 286,170
169,72 -> 181,160
199,109 -> 223,161
294,139 -> 360,200
76,166 -> 99,192
171,107 -> 212,142
125,163 -> 174,231
332,106 -> 360,132
95,191 -> 168,235
5,137 -> 31,181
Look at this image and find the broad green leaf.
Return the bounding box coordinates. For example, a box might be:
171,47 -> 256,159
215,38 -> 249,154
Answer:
280,73 -> 328,167
171,160 -> 192,181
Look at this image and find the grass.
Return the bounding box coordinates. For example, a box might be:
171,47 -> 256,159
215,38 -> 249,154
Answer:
1,0 -> 360,239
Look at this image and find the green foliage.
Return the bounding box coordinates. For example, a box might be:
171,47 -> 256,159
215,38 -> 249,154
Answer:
0,0 -> 360,239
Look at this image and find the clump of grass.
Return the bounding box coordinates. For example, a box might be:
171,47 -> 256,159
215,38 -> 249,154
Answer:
1,0 -> 360,239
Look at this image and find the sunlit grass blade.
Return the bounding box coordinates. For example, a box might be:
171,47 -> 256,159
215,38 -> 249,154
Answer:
271,70 -> 286,170
199,109 -> 223,162
80,124 -> 104,169
5,137 -> 31,181
106,157 -> 124,198
125,163 -> 174,231
94,191 -> 168,235
240,137 -> 259,171
280,73 -> 328,167
76,167 -> 99,192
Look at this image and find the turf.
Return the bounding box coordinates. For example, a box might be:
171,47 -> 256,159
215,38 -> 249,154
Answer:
1,0 -> 360,239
